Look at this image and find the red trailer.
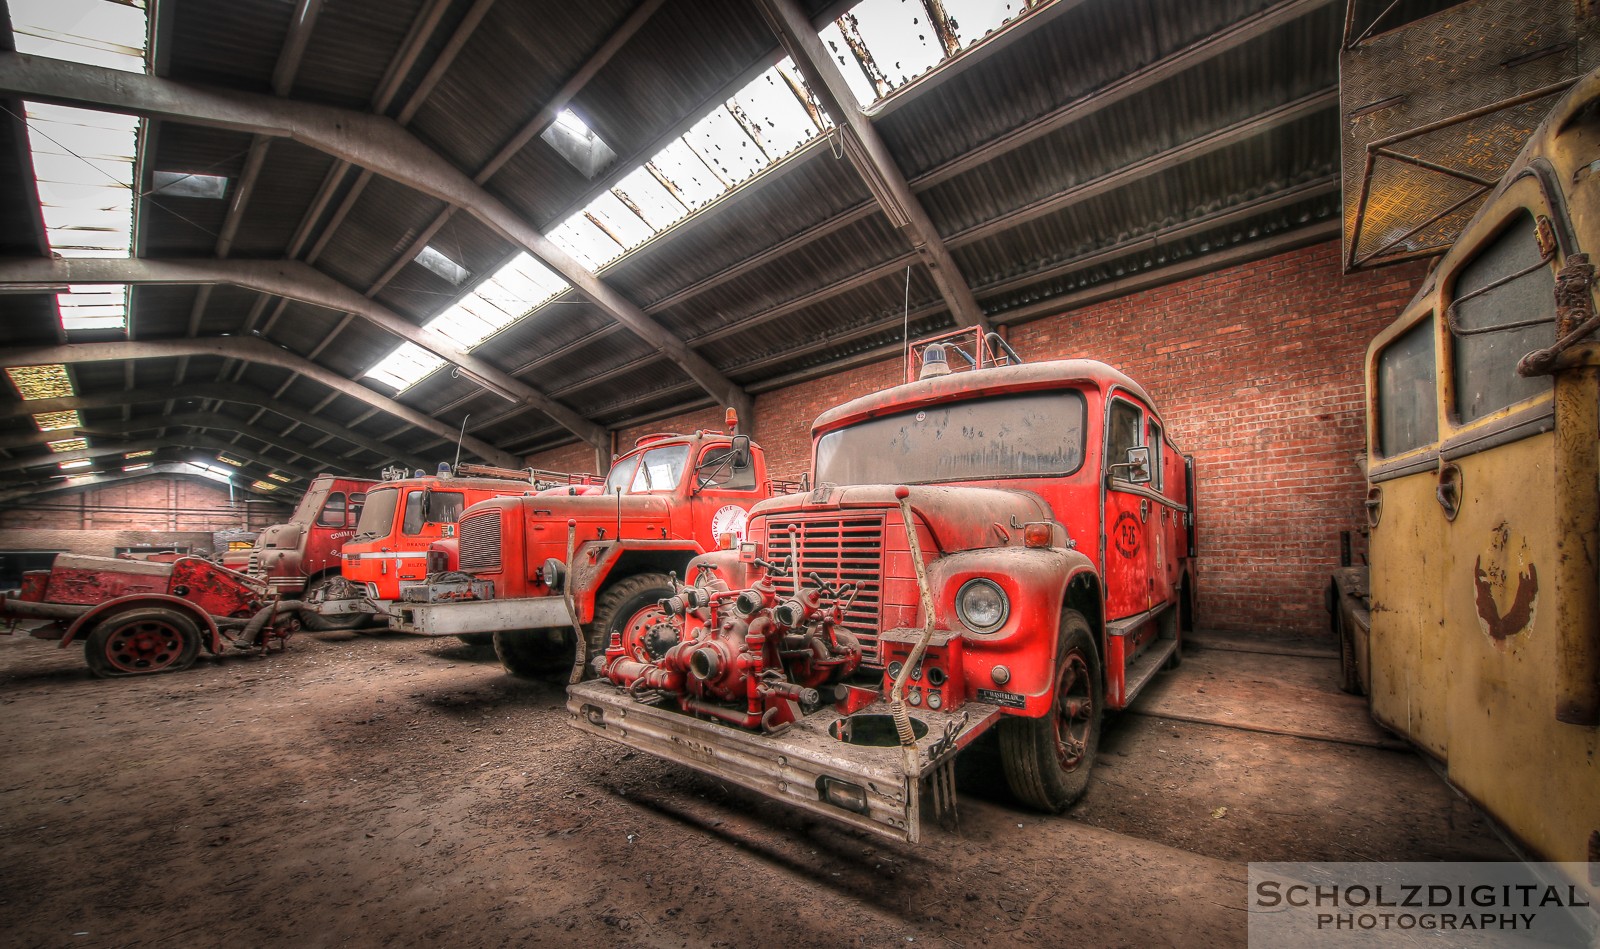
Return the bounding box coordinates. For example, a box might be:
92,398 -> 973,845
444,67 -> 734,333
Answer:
1,554 -> 300,677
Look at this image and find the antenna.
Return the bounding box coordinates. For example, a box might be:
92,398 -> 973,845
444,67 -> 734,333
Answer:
902,265 -> 912,371
453,414 -> 471,469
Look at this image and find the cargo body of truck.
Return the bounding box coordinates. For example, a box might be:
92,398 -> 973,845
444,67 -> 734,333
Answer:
222,474 -> 375,631
0,554 -> 300,677
388,420 -> 800,678
567,331 -> 1196,841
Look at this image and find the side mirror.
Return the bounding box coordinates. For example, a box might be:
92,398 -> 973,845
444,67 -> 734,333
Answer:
730,434 -> 751,469
1108,446 -> 1152,485
420,486 -> 434,522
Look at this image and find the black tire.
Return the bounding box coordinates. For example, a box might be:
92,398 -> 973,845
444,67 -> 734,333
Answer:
492,628 -> 571,678
1333,604 -> 1362,695
457,633 -> 494,646
999,610 -> 1103,812
588,572 -> 675,668
83,606 -> 202,678
300,575 -> 372,632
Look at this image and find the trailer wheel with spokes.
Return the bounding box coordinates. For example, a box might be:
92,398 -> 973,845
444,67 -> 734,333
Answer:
83,606 -> 203,678
998,609 -> 1103,812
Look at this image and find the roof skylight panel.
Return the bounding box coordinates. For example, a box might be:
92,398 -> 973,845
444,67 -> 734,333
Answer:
840,1 -> 945,93
683,107 -> 765,186
584,191 -> 654,250
122,463 -> 150,471
818,22 -> 879,107
726,61 -> 825,161
6,364 -> 74,400
612,166 -> 688,232
59,459 -> 93,471
942,0 -> 1027,46
415,245 -> 470,285
48,437 -> 88,452
550,215 -> 624,270
646,139 -> 728,210
9,0 -> 146,73
428,299 -> 505,350
366,343 -> 446,391
251,480 -> 281,492
267,472 -> 292,483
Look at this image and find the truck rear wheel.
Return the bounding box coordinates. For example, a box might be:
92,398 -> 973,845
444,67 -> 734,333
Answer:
492,629 -> 570,678
998,609 -> 1102,812
590,572 -> 675,669
84,606 -> 202,678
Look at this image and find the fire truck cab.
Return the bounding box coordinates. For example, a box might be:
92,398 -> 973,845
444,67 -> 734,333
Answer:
317,464 -> 602,625
222,474 -> 375,631
567,331 -> 1195,842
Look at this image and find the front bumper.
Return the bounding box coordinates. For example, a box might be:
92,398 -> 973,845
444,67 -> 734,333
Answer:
389,595 -> 572,637
566,679 -> 1002,842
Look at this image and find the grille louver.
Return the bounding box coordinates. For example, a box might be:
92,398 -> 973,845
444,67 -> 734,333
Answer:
767,514 -> 886,662
458,512 -> 502,573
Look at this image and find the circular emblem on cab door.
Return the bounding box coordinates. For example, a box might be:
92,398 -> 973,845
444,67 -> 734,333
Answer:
711,505 -> 748,544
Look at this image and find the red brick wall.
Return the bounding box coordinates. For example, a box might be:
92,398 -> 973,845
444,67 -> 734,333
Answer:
0,475 -> 291,558
527,240 -> 1429,634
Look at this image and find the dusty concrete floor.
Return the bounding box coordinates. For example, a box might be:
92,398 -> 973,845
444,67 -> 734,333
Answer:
0,628 -> 1508,948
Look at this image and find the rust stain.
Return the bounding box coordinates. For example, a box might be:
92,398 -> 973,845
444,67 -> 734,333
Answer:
1474,555 -> 1538,641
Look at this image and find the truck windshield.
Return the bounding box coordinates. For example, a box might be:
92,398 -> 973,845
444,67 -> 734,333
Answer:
602,443 -> 690,494
814,390 -> 1086,486
351,487 -> 400,540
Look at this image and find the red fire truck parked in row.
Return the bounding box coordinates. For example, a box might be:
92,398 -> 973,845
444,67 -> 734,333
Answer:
223,474 -> 376,631
566,330 -> 1196,842
387,418 -> 800,678
317,463 -> 604,629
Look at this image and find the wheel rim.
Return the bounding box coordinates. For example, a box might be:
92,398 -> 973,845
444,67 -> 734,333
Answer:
104,619 -> 186,673
1052,649 -> 1094,771
617,602 -> 669,659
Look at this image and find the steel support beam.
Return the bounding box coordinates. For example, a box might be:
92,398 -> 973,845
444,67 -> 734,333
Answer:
0,463 -> 289,505
755,0 -> 987,331
0,337 -> 520,468
0,52 -> 751,425
0,384 -> 430,470
0,255 -> 608,454
70,412 -> 356,472
0,433 -> 321,480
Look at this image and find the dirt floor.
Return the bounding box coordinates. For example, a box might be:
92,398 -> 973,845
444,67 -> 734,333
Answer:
0,627 -> 1509,948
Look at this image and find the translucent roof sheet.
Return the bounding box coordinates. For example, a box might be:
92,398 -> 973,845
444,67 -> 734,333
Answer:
267,472 -> 292,482
250,479 -> 281,492
124,449 -> 153,459
59,459 -> 92,470
9,0 -> 146,73
122,462 -> 150,471
6,364 -> 74,400
215,453 -> 244,467
10,0 -> 147,337
361,0 -> 1049,394
366,250 -> 573,390
47,437 -> 88,452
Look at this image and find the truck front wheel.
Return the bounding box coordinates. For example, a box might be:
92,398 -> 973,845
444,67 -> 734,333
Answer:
998,609 -> 1103,812
84,606 -> 202,678
589,573 -> 675,669
492,628 -> 569,677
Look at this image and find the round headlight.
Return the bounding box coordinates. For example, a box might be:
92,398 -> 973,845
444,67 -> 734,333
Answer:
956,578 -> 1009,633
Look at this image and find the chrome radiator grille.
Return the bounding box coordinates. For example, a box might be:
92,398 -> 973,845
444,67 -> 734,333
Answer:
457,512 -> 502,573
768,513 -> 885,662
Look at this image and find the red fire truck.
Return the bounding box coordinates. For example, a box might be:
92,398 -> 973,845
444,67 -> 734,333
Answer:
386,419 -> 800,678
566,330 -> 1196,841
223,474 -> 376,630
317,463 -> 603,629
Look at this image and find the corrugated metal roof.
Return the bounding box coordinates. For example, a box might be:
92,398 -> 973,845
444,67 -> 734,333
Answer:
2,0 -> 1398,479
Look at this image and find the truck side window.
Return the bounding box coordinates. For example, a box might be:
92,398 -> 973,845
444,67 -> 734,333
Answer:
1146,419 -> 1163,490
318,492 -> 347,528
1106,400 -> 1142,479
349,493 -> 366,527
698,447 -> 756,491
402,491 -> 464,535
1376,318 -> 1438,457
1449,211 -> 1554,423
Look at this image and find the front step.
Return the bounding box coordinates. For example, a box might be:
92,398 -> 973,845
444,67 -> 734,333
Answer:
1125,637 -> 1178,704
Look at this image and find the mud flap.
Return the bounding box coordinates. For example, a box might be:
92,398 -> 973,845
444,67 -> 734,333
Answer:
567,678 -> 1001,842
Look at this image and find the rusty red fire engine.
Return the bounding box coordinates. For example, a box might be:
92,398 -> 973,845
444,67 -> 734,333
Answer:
0,554 -> 301,678
567,330 -> 1196,841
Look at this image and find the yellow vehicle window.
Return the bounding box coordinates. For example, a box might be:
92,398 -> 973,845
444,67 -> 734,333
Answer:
1376,318 -> 1438,457
1448,212 -> 1554,423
